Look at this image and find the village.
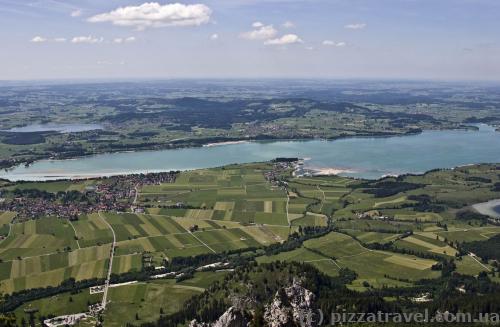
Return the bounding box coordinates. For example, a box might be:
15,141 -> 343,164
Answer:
0,171 -> 178,222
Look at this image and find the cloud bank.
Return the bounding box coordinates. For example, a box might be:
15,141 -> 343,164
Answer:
344,23 -> 366,29
31,36 -> 47,43
113,36 -> 136,44
322,40 -> 346,47
240,23 -> 277,40
264,34 -> 302,45
71,36 -> 104,44
88,2 -> 212,30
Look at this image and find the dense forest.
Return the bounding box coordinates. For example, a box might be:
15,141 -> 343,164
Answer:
139,261 -> 500,327
461,235 -> 500,262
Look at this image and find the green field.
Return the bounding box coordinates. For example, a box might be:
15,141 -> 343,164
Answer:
259,231 -> 441,288
0,217 -> 79,260
141,165 -> 290,225
1,162 -> 500,325
14,290 -> 102,326
0,211 -> 15,237
103,280 -> 204,326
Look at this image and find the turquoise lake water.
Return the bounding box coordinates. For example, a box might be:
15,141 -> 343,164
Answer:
1,124 -> 499,181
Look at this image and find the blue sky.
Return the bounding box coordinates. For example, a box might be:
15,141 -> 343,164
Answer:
1,0 -> 499,80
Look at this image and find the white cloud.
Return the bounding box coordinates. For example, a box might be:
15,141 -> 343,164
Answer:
240,24 -> 277,40
31,36 -> 68,43
210,33 -> 219,40
97,60 -> 126,65
322,40 -> 346,47
282,21 -> 294,28
71,36 -> 104,44
305,46 -> 314,51
344,23 -> 366,30
113,36 -> 136,44
264,34 -> 303,45
252,21 -> 264,28
88,2 -> 212,30
31,36 -> 47,43
70,9 -> 82,17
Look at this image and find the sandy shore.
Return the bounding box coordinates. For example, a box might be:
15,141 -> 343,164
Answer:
203,140 -> 250,147
310,167 -> 357,176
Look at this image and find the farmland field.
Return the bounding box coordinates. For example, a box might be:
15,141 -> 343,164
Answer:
140,165 -> 290,225
0,217 -> 79,260
102,280 -> 204,326
259,231 -> 441,288
1,161 -> 500,325
0,211 -> 15,237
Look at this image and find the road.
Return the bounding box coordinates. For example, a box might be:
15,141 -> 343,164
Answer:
133,185 -> 139,203
98,211 -> 117,310
130,184 -> 140,211
317,185 -> 326,212
0,223 -> 12,245
189,230 -> 217,253
286,189 -> 291,226
469,252 -> 491,271
68,220 -> 81,249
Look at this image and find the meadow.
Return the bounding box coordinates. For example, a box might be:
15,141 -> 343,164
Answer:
140,165 -> 290,226
1,161 -> 500,325
258,231 -> 441,288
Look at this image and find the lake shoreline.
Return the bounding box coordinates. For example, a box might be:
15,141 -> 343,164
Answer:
2,125 -> 499,182
1,128 -> 422,172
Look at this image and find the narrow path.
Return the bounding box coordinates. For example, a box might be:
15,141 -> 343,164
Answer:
286,190 -> 291,226
68,220 -> 81,249
304,258 -> 341,269
317,185 -> 326,212
133,185 -> 139,204
190,231 -> 217,253
337,249 -> 372,259
98,211 -> 117,310
468,252 -> 491,272
130,184 -> 140,211
0,223 -> 12,244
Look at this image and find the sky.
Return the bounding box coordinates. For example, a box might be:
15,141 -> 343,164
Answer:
1,0 -> 500,81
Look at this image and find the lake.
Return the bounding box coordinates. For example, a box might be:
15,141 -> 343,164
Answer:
3,123 -> 103,133
1,124 -> 499,181
473,199 -> 500,218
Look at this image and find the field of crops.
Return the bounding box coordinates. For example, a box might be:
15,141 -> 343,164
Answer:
141,165 -> 290,225
0,207 -> 288,294
259,231 -> 441,288
2,162 -> 500,325
102,280 -> 204,326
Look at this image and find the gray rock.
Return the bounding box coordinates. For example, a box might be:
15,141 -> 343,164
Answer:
263,279 -> 318,327
189,307 -> 250,327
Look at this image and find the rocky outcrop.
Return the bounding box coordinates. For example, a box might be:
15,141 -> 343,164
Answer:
263,279 -> 319,327
189,280 -> 318,327
189,307 -> 250,327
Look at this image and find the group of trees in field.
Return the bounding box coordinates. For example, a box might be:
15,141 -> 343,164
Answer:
460,235 -> 500,262
360,180 -> 421,198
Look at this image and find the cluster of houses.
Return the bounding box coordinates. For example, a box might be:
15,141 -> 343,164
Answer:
264,160 -> 297,187
0,171 -> 178,221
355,210 -> 392,221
